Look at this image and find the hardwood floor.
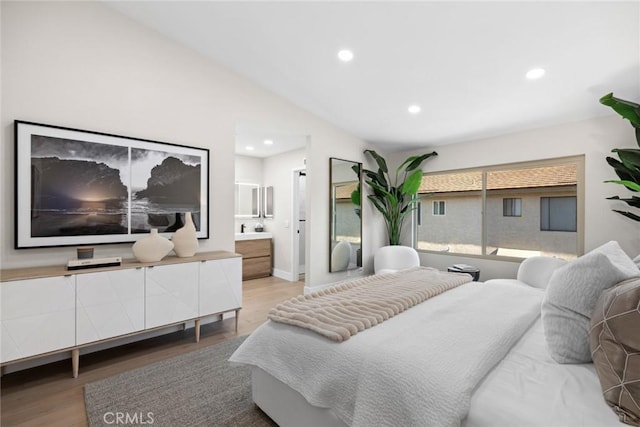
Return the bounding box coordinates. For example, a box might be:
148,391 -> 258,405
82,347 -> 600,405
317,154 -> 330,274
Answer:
0,276 -> 304,427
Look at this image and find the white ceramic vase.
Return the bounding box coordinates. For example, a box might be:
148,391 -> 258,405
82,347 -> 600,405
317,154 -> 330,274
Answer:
172,212 -> 199,257
132,229 -> 174,262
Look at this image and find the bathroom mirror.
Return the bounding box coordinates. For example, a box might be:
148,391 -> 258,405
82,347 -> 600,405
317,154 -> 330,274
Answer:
263,186 -> 274,218
329,158 -> 362,272
235,182 -> 260,218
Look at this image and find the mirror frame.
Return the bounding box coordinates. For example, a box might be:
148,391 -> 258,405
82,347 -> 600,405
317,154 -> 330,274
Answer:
234,182 -> 261,218
329,157 -> 363,273
263,186 -> 274,218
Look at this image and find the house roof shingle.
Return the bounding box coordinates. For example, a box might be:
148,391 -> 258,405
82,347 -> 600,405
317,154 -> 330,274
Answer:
336,164 -> 577,199
419,164 -> 577,194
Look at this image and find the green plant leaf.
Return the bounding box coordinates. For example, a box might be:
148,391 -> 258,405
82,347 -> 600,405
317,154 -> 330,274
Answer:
364,150 -> 388,173
401,169 -> 424,195
367,195 -> 390,221
612,149 -> 640,172
606,157 -> 637,182
612,209 -> 640,222
400,151 -> 438,172
363,169 -> 388,189
607,195 -> 640,208
605,179 -> 640,192
350,188 -> 360,206
366,179 -> 395,199
396,155 -> 419,172
399,203 -> 419,220
600,93 -> 640,127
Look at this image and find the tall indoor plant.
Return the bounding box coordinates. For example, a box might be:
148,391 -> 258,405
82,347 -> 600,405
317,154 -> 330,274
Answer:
363,149 -> 438,245
350,163 -> 361,218
600,93 -> 640,222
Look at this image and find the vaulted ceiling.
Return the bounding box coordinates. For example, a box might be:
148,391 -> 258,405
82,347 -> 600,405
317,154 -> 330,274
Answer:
107,1 -> 640,155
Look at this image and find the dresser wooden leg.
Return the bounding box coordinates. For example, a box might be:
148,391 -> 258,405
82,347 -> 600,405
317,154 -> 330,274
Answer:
235,309 -> 240,334
194,319 -> 201,343
72,348 -> 80,378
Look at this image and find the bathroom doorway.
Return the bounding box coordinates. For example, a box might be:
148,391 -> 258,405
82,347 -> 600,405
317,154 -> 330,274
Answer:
291,167 -> 306,282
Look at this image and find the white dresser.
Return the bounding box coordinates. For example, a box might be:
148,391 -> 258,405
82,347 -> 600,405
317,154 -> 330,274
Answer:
0,251 -> 242,377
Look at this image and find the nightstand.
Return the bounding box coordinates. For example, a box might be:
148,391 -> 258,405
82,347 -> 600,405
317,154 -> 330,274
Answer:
447,265 -> 480,281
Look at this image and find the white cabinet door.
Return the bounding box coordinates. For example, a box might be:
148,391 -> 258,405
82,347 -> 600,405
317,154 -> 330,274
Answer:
76,268 -> 145,345
1,276 -> 75,363
199,257 -> 242,316
145,263 -> 199,329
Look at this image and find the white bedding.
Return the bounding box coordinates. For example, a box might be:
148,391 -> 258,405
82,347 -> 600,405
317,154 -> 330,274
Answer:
465,318 -> 621,427
231,281 -> 543,427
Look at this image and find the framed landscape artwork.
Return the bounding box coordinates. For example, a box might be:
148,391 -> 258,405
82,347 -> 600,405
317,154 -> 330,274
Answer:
15,121 -> 209,248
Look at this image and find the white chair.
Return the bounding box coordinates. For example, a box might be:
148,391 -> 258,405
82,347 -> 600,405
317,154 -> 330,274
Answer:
374,245 -> 420,274
484,256 -> 567,289
331,241 -> 352,271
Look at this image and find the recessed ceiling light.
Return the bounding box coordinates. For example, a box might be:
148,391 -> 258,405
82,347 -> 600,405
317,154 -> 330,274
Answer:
526,68 -> 545,80
408,105 -> 421,114
264,139 -> 273,145
245,146 -> 254,151
337,49 -> 354,62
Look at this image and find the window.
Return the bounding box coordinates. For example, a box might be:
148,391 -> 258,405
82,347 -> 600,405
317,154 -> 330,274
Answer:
503,198 -> 522,217
415,156 -> 583,260
541,196 -> 577,232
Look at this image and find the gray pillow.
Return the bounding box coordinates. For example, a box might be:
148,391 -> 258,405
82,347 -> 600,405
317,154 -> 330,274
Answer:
542,241 -> 640,364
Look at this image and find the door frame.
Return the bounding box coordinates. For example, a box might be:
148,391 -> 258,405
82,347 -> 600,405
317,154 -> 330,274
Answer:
291,167 -> 306,282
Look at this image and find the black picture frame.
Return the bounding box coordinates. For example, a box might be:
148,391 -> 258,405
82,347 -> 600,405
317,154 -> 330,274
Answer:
15,120 -> 210,249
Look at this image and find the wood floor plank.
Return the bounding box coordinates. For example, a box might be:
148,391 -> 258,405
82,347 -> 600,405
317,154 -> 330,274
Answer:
0,276 -> 304,427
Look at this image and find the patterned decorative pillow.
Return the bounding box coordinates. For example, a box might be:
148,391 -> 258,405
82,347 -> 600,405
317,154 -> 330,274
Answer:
590,277 -> 640,426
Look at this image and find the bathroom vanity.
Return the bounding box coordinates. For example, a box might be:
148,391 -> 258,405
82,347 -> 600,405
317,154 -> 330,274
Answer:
235,233 -> 273,280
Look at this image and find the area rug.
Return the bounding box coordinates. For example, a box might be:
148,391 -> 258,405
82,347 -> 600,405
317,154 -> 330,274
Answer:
84,336 -> 276,426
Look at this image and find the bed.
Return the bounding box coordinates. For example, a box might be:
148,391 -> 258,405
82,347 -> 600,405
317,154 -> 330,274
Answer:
230,249 -> 638,427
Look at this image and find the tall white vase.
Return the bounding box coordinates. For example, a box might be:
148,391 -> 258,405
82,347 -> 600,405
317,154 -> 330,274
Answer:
132,229 -> 174,262
172,212 -> 199,257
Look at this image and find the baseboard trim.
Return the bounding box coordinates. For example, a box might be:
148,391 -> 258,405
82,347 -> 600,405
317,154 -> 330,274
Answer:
272,268 -> 295,281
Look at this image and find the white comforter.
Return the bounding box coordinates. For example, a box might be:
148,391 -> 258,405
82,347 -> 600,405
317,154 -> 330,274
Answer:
230,281 -> 543,427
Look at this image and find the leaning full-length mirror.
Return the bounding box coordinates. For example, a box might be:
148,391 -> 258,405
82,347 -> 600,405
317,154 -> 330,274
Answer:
329,158 -> 362,272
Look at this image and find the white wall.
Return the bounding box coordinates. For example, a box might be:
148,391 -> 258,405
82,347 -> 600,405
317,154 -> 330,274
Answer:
235,155 -> 263,185
0,1 -> 373,288
389,116 -> 640,280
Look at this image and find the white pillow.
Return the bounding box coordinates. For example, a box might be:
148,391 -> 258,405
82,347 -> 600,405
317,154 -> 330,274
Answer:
516,256 -> 568,289
331,241 -> 351,271
542,241 -> 640,364
634,254 -> 640,269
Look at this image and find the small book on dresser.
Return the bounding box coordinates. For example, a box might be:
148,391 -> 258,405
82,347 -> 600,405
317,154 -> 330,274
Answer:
67,256 -> 122,270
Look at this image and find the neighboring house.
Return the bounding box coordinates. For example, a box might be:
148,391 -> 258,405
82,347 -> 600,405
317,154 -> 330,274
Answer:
417,163 -> 578,260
